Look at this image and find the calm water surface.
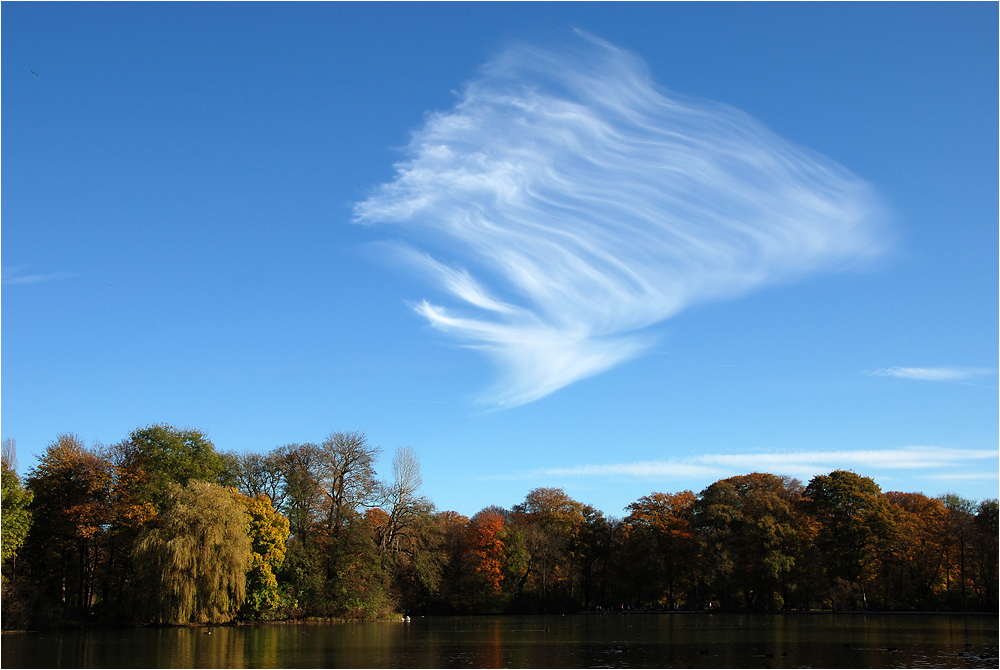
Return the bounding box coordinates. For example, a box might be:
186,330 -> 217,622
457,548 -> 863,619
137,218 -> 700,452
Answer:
4,613 -> 997,668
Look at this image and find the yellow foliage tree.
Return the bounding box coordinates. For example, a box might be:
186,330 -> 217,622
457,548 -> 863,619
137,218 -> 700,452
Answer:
232,490 -> 290,617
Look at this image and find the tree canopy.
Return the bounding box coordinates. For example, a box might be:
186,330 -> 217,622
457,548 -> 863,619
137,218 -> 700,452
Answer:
3,426 -> 997,629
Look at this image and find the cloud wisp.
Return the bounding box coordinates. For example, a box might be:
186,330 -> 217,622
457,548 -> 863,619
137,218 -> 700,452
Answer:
869,367 -> 994,383
492,446 -> 998,482
355,32 -> 888,408
2,267 -> 78,285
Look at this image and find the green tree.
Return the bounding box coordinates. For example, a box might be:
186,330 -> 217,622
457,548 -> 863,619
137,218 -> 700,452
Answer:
134,481 -> 251,624
511,488 -> 586,608
1,439 -> 33,579
312,432 -> 382,610
972,499 -> 998,610
272,432 -> 389,619
2,438 -> 36,629
325,514 -> 392,619
693,474 -> 802,610
117,424 -> 225,509
804,470 -> 895,609
435,510 -> 470,612
370,502 -> 445,615
575,506 -> 614,609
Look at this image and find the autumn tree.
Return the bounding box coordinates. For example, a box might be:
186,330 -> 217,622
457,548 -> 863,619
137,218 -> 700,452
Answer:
134,481 -> 251,624
804,470 -> 895,609
22,434 -> 121,623
626,491 -> 697,609
233,491 -> 291,618
881,492 -> 947,608
361,446 -> 443,614
309,432 -> 383,608
463,509 -> 506,610
272,433 -> 389,619
939,493 -> 978,609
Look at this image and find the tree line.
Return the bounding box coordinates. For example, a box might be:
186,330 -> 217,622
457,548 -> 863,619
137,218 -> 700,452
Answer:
1,426 -> 996,629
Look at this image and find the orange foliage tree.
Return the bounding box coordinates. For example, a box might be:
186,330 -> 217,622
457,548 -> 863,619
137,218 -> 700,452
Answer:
626,490 -> 697,609
466,510 -> 505,596
881,492 -> 947,607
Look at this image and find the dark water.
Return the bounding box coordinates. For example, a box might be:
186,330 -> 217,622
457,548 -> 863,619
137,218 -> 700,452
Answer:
3,613 -> 997,668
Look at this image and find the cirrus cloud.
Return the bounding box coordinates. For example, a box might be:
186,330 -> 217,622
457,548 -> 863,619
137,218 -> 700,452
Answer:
2,266 -> 78,285
355,32 -> 889,408
869,367 -> 994,382
490,446 -> 998,482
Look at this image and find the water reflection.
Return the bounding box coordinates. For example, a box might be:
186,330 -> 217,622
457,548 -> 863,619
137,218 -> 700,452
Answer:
3,613 -> 997,668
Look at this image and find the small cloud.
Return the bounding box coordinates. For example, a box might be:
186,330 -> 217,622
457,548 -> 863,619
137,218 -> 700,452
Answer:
2,267 -> 78,285
869,367 -> 994,382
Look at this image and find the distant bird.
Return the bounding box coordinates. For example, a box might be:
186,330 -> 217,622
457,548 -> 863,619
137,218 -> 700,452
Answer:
30,70 -> 39,76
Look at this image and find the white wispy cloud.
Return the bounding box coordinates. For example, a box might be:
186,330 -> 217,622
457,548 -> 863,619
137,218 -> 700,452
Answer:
355,32 -> 889,408
926,473 -> 1000,481
2,267 -> 78,285
491,446 -> 997,482
869,367 -> 994,382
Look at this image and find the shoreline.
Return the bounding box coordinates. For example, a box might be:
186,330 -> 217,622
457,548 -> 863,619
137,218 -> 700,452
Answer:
4,609 -> 997,634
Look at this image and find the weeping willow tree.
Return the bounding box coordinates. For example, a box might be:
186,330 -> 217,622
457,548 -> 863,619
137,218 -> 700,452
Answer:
135,481 -> 251,624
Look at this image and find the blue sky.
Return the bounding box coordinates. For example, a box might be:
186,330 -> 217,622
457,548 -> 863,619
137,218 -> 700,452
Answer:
3,3 -> 997,516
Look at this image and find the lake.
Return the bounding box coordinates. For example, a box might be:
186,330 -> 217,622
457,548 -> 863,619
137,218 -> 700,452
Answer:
3,613 -> 997,668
